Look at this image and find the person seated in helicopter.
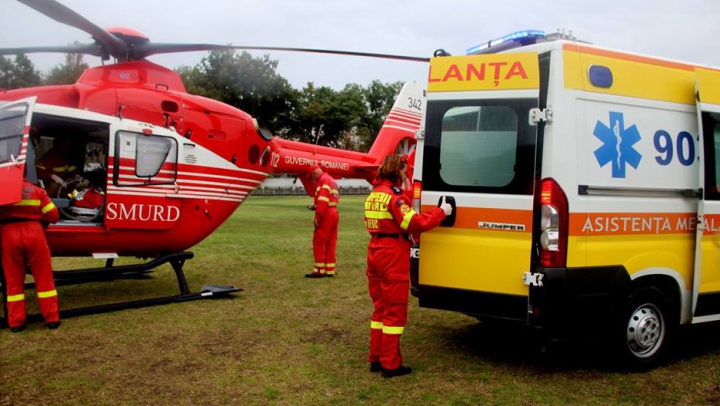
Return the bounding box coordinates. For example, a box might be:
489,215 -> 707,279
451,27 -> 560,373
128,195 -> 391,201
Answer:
36,136 -> 81,197
83,141 -> 107,173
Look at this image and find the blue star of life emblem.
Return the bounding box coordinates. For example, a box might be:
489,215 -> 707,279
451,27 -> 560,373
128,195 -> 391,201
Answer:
593,112 -> 642,178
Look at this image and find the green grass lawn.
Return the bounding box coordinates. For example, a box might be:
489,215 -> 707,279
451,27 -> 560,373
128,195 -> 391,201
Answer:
1,195 -> 720,406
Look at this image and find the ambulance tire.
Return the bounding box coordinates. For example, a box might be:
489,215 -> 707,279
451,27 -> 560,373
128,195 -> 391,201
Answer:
615,286 -> 674,368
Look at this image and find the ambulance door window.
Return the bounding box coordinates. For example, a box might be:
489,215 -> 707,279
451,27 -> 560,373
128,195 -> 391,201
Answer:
423,99 -> 536,195
440,105 -> 517,187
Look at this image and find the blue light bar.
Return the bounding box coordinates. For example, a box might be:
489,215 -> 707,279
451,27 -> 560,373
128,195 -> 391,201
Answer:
466,30 -> 547,55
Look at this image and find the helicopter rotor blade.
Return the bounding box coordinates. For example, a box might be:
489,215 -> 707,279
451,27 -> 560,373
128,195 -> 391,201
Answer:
0,44 -> 104,57
15,0 -> 429,63
17,0 -> 127,59
134,43 -> 430,62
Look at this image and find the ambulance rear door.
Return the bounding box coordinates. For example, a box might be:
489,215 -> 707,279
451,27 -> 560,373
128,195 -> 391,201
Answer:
693,67 -> 720,323
417,52 -> 542,321
0,97 -> 36,205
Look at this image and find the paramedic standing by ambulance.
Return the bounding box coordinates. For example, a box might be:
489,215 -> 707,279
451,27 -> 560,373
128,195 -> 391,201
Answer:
306,165 -> 340,278
0,179 -> 61,332
364,154 -> 452,378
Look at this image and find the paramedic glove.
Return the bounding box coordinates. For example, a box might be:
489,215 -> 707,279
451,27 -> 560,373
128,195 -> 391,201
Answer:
439,196 -> 452,216
51,174 -> 66,187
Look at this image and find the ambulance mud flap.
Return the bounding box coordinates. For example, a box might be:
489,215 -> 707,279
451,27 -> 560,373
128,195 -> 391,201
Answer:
529,265 -> 631,339
0,251 -> 242,326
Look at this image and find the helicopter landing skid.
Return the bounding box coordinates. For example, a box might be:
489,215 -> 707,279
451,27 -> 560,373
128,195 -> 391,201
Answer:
0,252 -> 242,326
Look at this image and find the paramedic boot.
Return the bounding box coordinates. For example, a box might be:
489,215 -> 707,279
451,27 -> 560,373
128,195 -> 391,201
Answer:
381,365 -> 412,378
305,268 -> 325,278
11,324 -> 26,333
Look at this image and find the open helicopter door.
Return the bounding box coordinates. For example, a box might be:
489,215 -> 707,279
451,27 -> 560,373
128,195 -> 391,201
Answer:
0,97 -> 36,205
692,68 -> 720,323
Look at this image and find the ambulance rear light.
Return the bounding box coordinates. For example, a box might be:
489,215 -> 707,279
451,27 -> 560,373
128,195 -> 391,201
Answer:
540,206 -> 559,250
539,178 -> 568,268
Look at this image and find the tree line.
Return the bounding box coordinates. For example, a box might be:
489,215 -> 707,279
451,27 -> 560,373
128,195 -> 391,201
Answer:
0,51 -> 405,151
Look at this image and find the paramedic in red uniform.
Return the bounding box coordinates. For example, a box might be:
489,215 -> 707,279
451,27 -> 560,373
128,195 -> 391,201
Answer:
36,136 -> 77,197
306,165 -> 340,278
0,179 -> 61,332
364,154 -> 452,378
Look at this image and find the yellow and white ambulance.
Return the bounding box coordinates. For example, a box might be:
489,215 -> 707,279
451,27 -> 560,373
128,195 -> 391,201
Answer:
409,30 -> 720,366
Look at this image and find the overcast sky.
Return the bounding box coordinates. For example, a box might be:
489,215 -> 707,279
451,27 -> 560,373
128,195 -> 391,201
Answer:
1,0 -> 719,90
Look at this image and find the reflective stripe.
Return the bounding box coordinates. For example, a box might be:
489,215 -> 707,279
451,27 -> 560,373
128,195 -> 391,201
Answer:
314,263 -> 325,268
326,263 -> 336,268
13,199 -> 41,207
365,211 -> 394,220
7,293 -> 25,302
383,326 -> 405,335
329,202 -> 337,207
42,202 -> 56,214
370,321 -> 383,329
318,196 -> 330,203
51,165 -> 76,172
400,211 -> 416,230
37,289 -> 57,299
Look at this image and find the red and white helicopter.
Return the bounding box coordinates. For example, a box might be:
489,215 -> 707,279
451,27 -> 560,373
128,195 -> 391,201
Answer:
0,0 -> 428,318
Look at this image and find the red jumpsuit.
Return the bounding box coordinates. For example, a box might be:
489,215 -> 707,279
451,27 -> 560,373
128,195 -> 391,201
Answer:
364,180 -> 445,370
312,172 -> 340,276
36,148 -> 77,196
0,180 -> 60,328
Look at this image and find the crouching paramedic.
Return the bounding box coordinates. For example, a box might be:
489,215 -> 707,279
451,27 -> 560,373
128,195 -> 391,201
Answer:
0,179 -> 61,332
364,154 -> 452,378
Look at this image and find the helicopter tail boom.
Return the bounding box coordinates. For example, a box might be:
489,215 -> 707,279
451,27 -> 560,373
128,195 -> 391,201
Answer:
266,82 -> 425,190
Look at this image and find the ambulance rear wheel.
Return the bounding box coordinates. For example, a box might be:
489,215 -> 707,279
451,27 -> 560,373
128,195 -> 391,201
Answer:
615,286 -> 673,368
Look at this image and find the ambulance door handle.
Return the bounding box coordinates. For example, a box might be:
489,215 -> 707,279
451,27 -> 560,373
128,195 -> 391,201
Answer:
439,196 -> 456,227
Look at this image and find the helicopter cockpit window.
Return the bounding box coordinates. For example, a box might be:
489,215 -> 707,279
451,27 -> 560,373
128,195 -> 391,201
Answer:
114,131 -> 177,186
0,104 -> 27,165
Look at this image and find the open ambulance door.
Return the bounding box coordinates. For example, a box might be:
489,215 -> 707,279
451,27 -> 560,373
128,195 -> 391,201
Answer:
0,97 -> 36,205
414,53 -> 541,322
693,68 -> 720,323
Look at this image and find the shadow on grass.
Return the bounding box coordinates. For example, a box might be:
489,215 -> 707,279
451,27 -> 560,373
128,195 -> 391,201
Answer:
437,318 -> 720,373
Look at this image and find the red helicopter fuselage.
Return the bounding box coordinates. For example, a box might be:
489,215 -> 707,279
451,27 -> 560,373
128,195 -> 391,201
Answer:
0,61 -> 425,258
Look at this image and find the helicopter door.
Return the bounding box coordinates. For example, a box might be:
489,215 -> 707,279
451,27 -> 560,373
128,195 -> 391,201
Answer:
107,127 -> 179,230
0,97 -> 36,205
